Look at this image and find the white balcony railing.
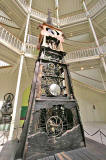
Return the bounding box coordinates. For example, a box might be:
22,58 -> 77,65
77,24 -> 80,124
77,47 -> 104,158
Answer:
0,25 -> 22,52
16,0 -> 29,12
60,0 -> 106,26
0,25 -> 37,56
60,13 -> 87,26
15,0 -> 106,26
26,43 -> 37,56
0,25 -> 106,62
65,45 -> 106,62
31,9 -> 47,22
0,16 -> 19,28
102,43 -> 106,53
89,0 -> 106,18
27,34 -> 38,45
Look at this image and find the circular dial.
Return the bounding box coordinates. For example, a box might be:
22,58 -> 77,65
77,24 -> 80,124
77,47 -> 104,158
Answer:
46,116 -> 63,137
49,84 -> 61,96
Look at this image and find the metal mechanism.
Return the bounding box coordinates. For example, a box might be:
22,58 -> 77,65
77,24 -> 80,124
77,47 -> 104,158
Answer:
46,115 -> 63,137
0,93 -> 14,124
15,22 -> 85,160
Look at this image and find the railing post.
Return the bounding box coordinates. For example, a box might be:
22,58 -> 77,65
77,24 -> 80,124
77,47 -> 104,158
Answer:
0,27 -> 4,38
8,0 -> 32,140
3,30 -> 7,40
82,0 -> 106,72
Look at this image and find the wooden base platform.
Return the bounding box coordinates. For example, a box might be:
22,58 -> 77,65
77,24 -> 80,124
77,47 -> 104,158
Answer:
38,138 -> 106,160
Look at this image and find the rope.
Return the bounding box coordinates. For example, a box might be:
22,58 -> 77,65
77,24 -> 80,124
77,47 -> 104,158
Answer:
84,129 -> 100,136
84,129 -> 106,144
100,131 -> 106,138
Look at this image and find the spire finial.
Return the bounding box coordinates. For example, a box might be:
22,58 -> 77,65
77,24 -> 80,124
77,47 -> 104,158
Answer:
47,9 -> 52,25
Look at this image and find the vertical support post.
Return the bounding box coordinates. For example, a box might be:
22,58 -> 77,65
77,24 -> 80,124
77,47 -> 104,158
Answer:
8,0 -> 32,140
55,0 -> 60,28
82,0 -> 106,72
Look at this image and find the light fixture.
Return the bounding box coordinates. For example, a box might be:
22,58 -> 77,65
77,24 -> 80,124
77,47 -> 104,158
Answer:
90,66 -> 94,69
80,67 -> 84,70
70,33 -> 73,36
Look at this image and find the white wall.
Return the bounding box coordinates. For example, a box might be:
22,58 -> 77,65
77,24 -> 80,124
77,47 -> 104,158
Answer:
72,80 -> 106,123
71,68 -> 106,90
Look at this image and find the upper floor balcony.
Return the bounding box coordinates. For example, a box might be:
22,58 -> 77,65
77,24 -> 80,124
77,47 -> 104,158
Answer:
15,0 -> 106,27
0,25 -> 106,69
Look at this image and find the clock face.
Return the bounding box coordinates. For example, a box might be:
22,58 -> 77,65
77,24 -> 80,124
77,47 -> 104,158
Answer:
49,84 -> 61,96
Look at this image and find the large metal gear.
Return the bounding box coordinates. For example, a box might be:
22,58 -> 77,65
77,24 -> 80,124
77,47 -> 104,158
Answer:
46,116 -> 63,137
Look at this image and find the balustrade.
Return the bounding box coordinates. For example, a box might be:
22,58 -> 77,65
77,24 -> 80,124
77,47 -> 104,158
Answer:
0,25 -> 22,51
0,25 -> 106,61
15,0 -> 106,26
65,46 -> 106,61
26,43 -> 37,55
0,16 -> 18,28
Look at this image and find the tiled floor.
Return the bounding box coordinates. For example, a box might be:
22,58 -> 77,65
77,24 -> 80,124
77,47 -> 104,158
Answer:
83,122 -> 106,145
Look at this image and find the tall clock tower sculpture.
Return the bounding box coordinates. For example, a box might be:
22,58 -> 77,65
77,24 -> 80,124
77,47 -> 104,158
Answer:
16,15 -> 85,160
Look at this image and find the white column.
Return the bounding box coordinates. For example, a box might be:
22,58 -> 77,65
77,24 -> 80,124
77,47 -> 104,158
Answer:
82,0 -> 106,72
8,55 -> 24,140
55,0 -> 60,28
8,0 -> 32,140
